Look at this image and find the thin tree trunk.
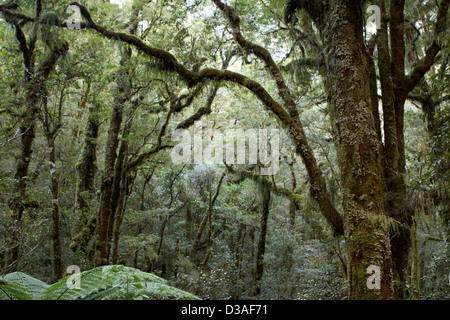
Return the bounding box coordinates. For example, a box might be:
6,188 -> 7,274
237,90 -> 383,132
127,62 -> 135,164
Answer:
74,85 -> 97,216
190,174 -> 225,264
410,212 -> 420,299
289,163 -> 297,228
106,118 -> 132,261
94,66 -> 131,265
252,179 -> 270,297
186,206 -> 192,241
199,197 -> 213,269
7,25 -> 68,270
94,20 -> 135,265
94,99 -> 124,266
111,171 -> 136,265
71,97 -> 99,255
48,135 -> 62,282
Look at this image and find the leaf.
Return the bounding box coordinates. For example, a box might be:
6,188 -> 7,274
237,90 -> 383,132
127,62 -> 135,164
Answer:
0,265 -> 200,300
1,272 -> 49,299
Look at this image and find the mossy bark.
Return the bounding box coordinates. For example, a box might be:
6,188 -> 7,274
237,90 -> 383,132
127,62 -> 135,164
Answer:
6,17 -> 68,270
318,0 -> 393,299
252,179 -> 270,297
71,97 -> 99,255
94,94 -> 125,266
410,213 -> 420,299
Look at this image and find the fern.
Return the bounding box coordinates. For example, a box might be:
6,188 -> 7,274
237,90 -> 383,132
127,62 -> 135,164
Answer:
3,272 -> 49,298
0,265 -> 199,300
0,279 -> 33,300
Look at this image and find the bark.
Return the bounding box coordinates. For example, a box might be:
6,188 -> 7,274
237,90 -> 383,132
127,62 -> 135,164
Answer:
410,213 -> 420,299
190,174 -> 225,264
106,116 -> 132,261
390,39 -> 411,298
6,15 -> 68,270
94,93 -> 125,266
7,88 -> 39,270
93,5 -> 141,266
186,206 -> 192,241
75,87 -> 98,216
199,194 -> 214,269
48,135 -> 62,282
289,162 -> 297,227
41,78 -> 66,283
111,172 -> 136,265
252,178 -> 271,297
71,95 -> 99,255
301,0 -> 394,299
384,0 -> 449,298
373,1 -> 410,298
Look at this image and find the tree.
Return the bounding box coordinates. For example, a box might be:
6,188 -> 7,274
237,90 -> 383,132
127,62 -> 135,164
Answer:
1,1 -> 68,272
0,0 -> 447,300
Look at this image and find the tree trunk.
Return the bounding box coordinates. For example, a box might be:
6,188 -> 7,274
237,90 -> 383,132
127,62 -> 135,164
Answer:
410,213 -> 420,299
94,37 -> 134,266
71,98 -> 99,255
111,172 -> 136,265
190,174 -> 225,264
319,1 -> 393,299
7,95 -> 37,271
48,135 -> 63,282
289,162 -> 297,228
252,179 -> 270,297
94,101 -> 123,266
106,118 -> 132,261
74,86 -> 98,216
7,33 -> 68,270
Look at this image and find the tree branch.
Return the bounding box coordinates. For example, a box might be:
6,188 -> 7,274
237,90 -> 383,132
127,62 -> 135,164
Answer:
404,0 -> 450,94
225,164 -> 303,205
29,1 -> 343,235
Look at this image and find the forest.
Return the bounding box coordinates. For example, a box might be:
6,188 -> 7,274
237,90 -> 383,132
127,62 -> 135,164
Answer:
0,0 -> 448,301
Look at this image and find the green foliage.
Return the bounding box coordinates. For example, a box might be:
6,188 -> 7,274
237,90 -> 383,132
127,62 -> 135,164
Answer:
3,272 -> 50,298
0,0 -> 448,301
0,265 -> 199,300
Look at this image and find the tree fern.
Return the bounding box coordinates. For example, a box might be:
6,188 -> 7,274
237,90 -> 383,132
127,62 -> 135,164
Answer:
0,272 -> 50,300
0,265 -> 199,300
0,279 -> 33,300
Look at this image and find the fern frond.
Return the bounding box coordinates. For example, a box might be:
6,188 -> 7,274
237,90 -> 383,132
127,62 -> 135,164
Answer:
0,265 -> 199,300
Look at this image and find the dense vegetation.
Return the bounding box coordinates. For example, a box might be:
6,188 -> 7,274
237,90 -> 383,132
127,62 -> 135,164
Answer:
0,0 -> 448,300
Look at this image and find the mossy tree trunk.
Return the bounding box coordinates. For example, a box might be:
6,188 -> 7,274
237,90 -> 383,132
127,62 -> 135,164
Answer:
252,178 -> 271,297
5,5 -> 68,271
106,114 -> 132,262
94,82 -> 127,266
47,134 -> 63,282
71,87 -> 99,256
94,14 -> 139,266
298,0 -> 394,299
372,0 -> 448,298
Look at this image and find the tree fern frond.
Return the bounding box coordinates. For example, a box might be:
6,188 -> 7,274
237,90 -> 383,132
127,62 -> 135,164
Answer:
0,265 -> 199,300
